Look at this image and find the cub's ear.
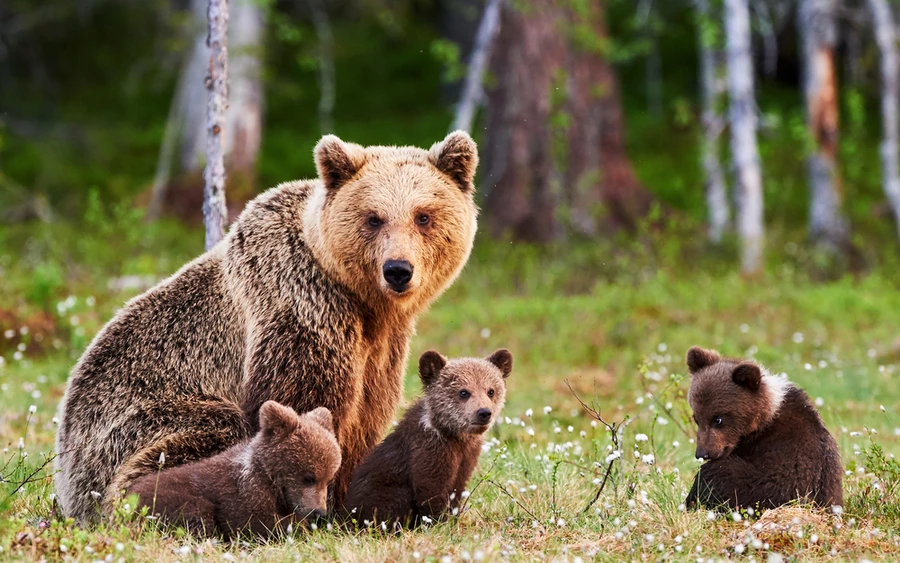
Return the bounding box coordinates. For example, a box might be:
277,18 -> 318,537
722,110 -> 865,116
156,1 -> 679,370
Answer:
314,134 -> 366,191
419,350 -> 448,387
259,401 -> 300,436
731,363 -> 762,391
429,130 -> 479,193
487,348 -> 513,379
686,346 -> 721,373
304,407 -> 335,435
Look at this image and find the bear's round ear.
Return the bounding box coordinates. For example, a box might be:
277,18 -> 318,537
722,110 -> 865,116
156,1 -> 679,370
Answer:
304,407 -> 335,435
259,401 -> 300,436
686,346 -> 721,374
314,134 -> 366,191
487,348 -> 513,379
429,131 -> 479,193
419,350 -> 448,387
731,363 -> 762,391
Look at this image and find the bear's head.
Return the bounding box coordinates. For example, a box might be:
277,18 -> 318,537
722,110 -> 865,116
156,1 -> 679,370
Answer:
686,346 -> 790,461
253,402 -> 341,521
304,132 -> 479,313
418,348 -> 513,436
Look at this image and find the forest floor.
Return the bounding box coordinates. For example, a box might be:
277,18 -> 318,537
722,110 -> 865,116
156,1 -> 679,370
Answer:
2,220 -> 900,562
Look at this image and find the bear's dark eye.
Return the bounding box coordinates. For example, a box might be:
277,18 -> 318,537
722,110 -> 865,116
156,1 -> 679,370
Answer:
367,215 -> 384,228
302,475 -> 316,486
459,390 -> 470,399
415,213 -> 431,226
487,389 -> 495,398
712,416 -> 723,427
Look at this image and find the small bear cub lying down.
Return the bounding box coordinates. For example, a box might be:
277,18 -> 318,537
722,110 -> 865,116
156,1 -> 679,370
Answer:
343,348 -> 513,528
129,402 -> 341,538
684,346 -> 843,511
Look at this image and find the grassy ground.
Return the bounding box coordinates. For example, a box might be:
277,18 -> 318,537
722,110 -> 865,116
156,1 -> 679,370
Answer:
2,221 -> 900,562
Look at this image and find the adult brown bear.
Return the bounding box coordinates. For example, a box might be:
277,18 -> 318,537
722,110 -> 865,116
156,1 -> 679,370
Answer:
54,132 -> 480,521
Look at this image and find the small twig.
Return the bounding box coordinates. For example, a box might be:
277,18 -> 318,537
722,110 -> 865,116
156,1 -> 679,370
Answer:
564,379 -> 628,514
484,478 -> 541,523
1,452 -> 56,504
458,450 -> 503,516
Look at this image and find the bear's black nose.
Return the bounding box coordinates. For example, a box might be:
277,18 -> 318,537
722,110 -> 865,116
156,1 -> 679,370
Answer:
309,508 -> 326,520
476,408 -> 492,424
695,448 -> 710,460
383,260 -> 413,291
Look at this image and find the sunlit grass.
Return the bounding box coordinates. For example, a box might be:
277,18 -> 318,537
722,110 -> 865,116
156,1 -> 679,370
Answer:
1,224 -> 900,561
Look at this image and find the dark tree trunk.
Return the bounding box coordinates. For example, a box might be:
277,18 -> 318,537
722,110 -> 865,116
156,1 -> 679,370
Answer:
482,1 -> 566,242
482,0 -> 651,242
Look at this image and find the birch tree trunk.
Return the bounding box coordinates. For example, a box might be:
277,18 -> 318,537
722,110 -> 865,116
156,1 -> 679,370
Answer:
869,0 -> 900,240
696,0 -> 729,242
452,0 -> 502,133
204,0 -> 229,251
724,0 -> 764,274
799,0 -> 847,249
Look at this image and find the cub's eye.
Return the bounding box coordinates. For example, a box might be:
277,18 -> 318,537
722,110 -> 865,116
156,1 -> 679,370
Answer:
487,389 -> 495,398
459,390 -> 470,399
712,416 -> 723,427
415,213 -> 431,226
302,475 -> 316,486
367,215 -> 384,228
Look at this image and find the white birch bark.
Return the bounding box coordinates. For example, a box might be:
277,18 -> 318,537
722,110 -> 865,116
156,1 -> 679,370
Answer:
869,0 -> 900,239
452,0 -> 502,133
696,0 -> 729,242
204,0 -> 228,251
799,0 -> 846,248
724,0 -> 764,273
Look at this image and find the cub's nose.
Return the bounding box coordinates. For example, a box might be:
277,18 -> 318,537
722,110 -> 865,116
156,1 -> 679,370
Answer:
308,508 -> 326,521
383,260 -> 413,291
695,448 -> 710,460
476,408 -> 492,424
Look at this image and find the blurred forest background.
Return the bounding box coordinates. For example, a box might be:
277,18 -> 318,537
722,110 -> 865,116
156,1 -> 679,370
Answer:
3,0 -> 900,280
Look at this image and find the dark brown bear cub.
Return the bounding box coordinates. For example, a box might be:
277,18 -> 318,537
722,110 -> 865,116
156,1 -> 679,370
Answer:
342,348 -> 513,528
684,346 -> 843,511
129,402 -> 341,538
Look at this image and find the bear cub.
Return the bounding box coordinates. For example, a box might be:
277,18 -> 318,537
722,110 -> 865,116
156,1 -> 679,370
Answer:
343,348 -> 513,528
129,402 -> 341,538
684,346 -> 843,511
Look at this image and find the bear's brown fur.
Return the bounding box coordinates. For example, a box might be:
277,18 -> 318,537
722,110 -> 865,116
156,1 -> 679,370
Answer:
128,402 -> 340,538
55,132 -> 480,521
342,349 -> 512,528
684,346 -> 843,511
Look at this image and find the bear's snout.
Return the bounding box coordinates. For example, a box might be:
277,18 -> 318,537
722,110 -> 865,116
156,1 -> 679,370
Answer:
475,408 -> 492,425
383,260 -> 414,292
695,447 -> 710,460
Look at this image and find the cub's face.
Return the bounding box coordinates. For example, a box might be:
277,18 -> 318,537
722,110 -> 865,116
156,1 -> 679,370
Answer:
419,349 -> 513,435
685,346 -> 771,461
256,402 -> 341,521
308,132 -> 479,311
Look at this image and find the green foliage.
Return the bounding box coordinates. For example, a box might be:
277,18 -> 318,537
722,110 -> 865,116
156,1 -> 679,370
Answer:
430,39 -> 464,83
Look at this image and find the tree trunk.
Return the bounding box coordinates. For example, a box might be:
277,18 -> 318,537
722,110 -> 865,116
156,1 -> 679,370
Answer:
724,0 -> 764,274
869,0 -> 900,240
799,0 -> 847,249
307,0 -> 335,135
696,0 -> 729,242
482,1 -> 566,242
204,0 -> 229,251
148,0 -> 262,224
452,0 -> 502,134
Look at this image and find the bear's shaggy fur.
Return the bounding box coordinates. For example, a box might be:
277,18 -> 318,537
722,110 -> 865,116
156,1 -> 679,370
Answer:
684,346 -> 843,511
342,349 -> 512,527
128,402 -> 340,538
55,132 -> 479,521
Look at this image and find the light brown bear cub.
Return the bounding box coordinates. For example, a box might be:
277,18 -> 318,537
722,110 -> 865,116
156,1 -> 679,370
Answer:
129,402 -> 340,539
684,346 -> 843,511
343,349 -> 513,528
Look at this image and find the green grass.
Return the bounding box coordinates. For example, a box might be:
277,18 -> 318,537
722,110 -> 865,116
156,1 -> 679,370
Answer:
2,220 -> 900,561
